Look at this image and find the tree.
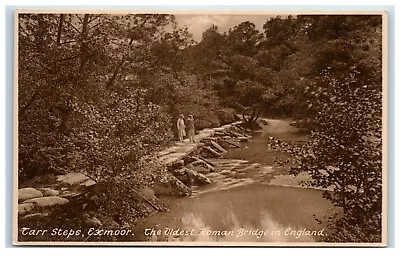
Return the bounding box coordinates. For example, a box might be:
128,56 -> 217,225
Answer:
227,21 -> 262,56
18,13 -> 180,222
289,15 -> 383,242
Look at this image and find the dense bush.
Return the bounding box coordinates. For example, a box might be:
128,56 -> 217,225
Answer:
289,16 -> 382,242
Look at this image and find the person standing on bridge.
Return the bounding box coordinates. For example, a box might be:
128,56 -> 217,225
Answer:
187,114 -> 196,143
177,114 -> 186,142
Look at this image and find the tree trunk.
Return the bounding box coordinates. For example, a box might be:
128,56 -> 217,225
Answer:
79,14 -> 89,74
60,14 -> 89,135
36,14 -> 46,53
106,16 -> 150,89
106,60 -> 125,89
19,90 -> 39,117
57,14 -> 65,45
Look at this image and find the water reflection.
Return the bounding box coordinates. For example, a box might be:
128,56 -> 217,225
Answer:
133,184 -> 336,243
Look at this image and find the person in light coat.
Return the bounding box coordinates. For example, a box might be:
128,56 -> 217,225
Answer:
177,114 -> 186,142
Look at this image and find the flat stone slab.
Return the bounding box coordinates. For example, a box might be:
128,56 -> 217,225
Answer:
40,188 -> 59,197
238,136 -> 249,142
213,127 -> 226,132
18,203 -> 34,215
174,144 -> 199,153
195,132 -> 215,141
200,128 -> 215,133
23,196 -> 69,207
60,191 -> 81,198
158,152 -> 187,165
57,172 -> 90,185
18,188 -> 43,201
221,124 -> 233,129
158,146 -> 181,156
20,213 -> 49,220
210,140 -> 227,153
81,179 -> 96,187
158,143 -> 202,164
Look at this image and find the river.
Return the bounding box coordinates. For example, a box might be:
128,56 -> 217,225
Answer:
132,119 -> 338,244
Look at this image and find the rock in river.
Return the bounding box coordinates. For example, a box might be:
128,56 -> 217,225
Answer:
153,174 -> 192,197
188,159 -> 215,173
173,167 -> 213,186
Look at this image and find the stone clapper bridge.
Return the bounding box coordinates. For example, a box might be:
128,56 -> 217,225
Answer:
154,121 -> 254,196
17,120 -> 253,220
158,121 -> 245,166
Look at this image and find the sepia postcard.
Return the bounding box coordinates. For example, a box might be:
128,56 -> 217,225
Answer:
13,9 -> 388,246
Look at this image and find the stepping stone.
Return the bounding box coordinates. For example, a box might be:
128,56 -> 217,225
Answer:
18,188 -> 43,201
23,196 -> 69,207
18,203 -> 34,215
